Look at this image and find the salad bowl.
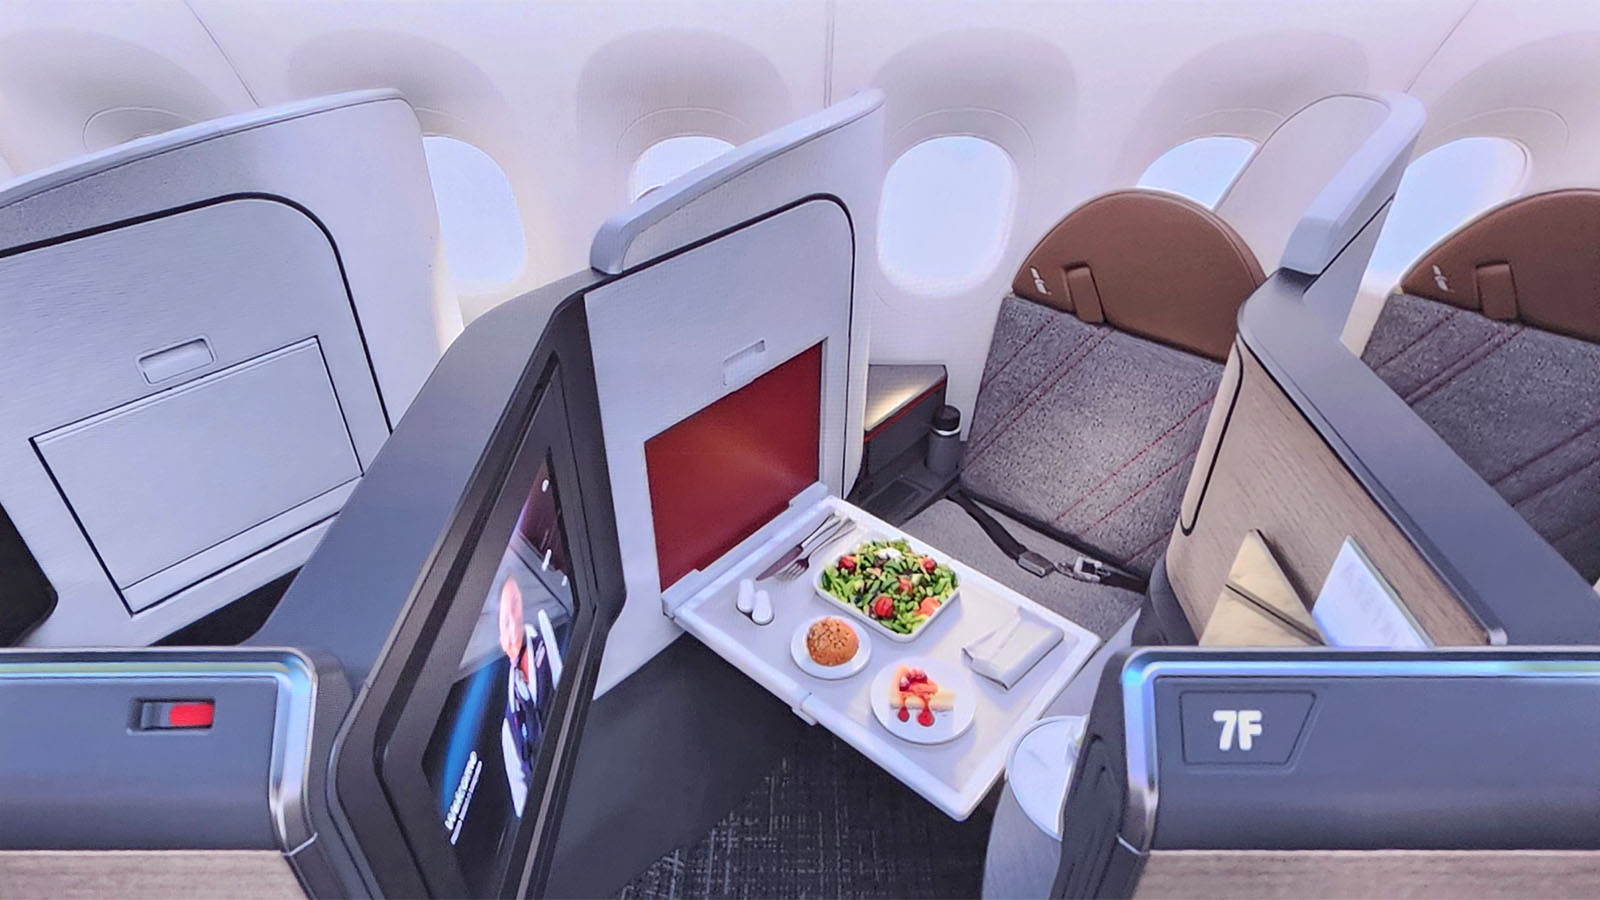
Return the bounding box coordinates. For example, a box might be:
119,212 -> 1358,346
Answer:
813,537 -> 960,642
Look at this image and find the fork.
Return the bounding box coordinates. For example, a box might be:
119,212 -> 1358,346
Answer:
777,518 -> 856,580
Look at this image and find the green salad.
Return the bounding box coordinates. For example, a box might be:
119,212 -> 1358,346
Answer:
818,538 -> 958,635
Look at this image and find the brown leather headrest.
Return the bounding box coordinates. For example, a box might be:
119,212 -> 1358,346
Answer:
1010,189 -> 1265,360
1400,189 -> 1600,343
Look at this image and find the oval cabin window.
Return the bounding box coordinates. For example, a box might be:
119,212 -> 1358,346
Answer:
629,136 -> 735,201
422,136 -> 528,288
1137,136 -> 1257,209
878,136 -> 1017,295
1365,137 -> 1528,283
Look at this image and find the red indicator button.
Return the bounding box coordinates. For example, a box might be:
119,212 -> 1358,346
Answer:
137,699 -> 215,730
167,701 -> 214,728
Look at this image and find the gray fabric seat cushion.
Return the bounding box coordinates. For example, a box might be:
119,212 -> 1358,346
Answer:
961,295 -> 1224,574
1364,292 -> 1600,580
902,498 -> 1141,639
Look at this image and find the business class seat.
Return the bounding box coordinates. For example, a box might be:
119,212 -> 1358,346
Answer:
1361,190 -> 1600,582
904,92 -> 1423,635
0,91 -> 452,647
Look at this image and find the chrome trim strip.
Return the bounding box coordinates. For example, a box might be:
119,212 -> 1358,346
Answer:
1120,656 -> 1161,850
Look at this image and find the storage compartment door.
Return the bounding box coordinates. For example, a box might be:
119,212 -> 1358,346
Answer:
35,339 -> 360,610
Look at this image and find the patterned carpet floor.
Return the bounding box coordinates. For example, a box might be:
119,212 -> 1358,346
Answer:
617,727 -> 994,899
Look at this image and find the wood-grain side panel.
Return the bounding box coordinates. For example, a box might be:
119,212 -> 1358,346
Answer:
1136,849 -> 1600,899
1165,345 -> 1487,645
0,850 -> 303,900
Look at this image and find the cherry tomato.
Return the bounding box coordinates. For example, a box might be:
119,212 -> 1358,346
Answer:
839,555 -> 857,572
897,576 -> 913,594
921,557 -> 937,574
916,598 -> 940,618
872,595 -> 894,618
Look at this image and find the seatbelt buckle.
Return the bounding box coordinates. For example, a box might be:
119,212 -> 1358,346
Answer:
1017,550 -> 1054,578
1063,556 -> 1111,583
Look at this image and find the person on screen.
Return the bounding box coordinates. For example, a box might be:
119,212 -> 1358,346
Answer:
496,576 -> 563,817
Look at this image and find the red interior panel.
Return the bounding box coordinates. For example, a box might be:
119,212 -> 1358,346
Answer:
645,342 -> 823,590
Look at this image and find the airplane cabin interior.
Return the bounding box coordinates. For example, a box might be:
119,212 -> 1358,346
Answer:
4,2 -> 1600,898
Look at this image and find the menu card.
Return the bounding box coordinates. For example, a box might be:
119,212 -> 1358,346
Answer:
1312,538 -> 1430,648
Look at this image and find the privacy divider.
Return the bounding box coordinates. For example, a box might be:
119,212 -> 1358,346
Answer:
584,90 -> 884,694
1165,267 -> 1600,646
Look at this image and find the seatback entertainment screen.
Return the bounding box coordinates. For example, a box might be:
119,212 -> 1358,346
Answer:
644,342 -> 823,589
420,457 -> 575,897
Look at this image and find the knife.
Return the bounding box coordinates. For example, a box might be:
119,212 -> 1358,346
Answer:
755,513 -> 842,581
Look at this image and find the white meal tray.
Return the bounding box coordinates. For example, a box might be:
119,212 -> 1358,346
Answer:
672,495 -> 1101,820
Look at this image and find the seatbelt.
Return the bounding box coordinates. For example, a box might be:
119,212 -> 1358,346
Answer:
950,489 -> 1145,591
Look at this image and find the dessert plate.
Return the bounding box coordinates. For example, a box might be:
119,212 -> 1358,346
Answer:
870,656 -> 975,745
790,615 -> 871,680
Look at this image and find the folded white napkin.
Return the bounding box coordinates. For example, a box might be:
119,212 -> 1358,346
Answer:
963,608 -> 1067,689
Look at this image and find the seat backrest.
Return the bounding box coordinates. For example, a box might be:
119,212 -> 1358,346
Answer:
970,92 -> 1424,574
0,91 -> 450,647
1010,92 -> 1425,362
1363,190 -> 1600,581
1009,190 -> 1263,360
1396,189 -> 1600,341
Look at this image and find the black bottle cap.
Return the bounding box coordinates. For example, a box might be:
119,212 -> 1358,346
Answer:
932,404 -> 961,432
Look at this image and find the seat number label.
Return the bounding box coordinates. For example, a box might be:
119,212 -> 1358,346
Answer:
1180,692 -> 1311,764
1212,708 -> 1263,751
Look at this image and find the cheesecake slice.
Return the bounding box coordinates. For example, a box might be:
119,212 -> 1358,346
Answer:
885,664 -> 955,711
